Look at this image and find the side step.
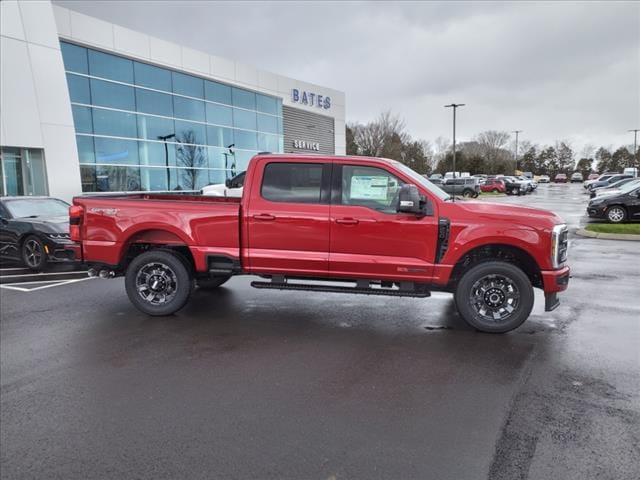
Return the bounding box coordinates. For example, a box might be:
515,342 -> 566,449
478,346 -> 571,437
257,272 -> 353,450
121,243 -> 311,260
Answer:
251,277 -> 431,298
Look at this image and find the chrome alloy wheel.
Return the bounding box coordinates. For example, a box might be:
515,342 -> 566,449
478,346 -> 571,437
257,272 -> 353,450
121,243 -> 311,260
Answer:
469,274 -> 520,323
607,207 -> 625,223
24,239 -> 43,268
135,262 -> 178,305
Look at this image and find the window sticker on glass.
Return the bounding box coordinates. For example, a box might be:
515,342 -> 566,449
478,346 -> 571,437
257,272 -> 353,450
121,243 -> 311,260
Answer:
350,175 -> 390,201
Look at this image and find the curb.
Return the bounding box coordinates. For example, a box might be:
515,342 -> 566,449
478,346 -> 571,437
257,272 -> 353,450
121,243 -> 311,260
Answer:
575,228 -> 640,242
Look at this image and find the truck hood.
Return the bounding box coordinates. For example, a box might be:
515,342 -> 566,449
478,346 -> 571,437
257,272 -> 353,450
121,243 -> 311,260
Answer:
445,200 -> 563,228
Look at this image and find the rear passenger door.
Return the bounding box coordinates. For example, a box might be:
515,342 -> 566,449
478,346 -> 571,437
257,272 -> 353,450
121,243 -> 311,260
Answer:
245,160 -> 332,276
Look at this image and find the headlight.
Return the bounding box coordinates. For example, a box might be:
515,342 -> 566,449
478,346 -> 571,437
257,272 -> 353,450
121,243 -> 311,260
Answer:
48,233 -> 70,239
551,224 -> 568,269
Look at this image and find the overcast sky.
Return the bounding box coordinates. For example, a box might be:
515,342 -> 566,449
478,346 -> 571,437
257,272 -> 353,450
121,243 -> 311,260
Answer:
56,1 -> 639,153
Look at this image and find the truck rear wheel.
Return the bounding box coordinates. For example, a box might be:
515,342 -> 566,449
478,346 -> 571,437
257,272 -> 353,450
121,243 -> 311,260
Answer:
125,250 -> 192,316
454,261 -> 534,333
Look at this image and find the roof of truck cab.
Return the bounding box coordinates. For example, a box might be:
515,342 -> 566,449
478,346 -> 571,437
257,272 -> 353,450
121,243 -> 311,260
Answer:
251,153 -> 399,165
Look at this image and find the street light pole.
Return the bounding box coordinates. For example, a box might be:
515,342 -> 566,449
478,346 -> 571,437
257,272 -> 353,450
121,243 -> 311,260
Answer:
158,133 -> 176,191
513,130 -> 523,173
629,129 -> 639,167
444,103 -> 465,179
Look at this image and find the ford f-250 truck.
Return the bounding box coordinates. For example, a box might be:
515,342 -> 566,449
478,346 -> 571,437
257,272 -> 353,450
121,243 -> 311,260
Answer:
70,154 -> 570,333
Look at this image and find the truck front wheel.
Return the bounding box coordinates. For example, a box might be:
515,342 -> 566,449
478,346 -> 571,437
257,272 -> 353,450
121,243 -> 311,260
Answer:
125,250 -> 193,316
454,261 -> 534,333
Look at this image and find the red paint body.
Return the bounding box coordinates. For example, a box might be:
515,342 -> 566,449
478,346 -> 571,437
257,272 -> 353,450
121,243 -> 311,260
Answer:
72,155 -> 569,294
480,179 -> 506,193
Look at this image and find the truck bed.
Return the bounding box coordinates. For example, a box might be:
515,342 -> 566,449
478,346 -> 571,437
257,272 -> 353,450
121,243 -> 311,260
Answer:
73,193 -> 241,271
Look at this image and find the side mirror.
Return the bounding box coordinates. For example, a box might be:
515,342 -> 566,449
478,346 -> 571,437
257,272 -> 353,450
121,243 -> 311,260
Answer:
397,184 -> 429,216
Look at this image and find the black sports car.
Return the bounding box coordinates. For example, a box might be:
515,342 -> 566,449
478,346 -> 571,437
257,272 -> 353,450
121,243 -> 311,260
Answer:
587,182 -> 640,223
0,196 -> 78,270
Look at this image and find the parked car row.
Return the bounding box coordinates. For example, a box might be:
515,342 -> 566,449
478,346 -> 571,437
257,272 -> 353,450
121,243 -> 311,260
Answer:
587,179 -> 640,223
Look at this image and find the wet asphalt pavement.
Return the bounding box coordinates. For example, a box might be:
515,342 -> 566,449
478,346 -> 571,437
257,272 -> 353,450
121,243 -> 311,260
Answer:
1,184 -> 639,480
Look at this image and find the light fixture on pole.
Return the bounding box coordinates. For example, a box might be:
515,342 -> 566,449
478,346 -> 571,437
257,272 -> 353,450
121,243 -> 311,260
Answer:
513,130 -> 523,173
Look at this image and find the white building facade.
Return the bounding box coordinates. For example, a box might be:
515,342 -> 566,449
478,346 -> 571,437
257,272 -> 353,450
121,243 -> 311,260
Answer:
0,0 -> 346,201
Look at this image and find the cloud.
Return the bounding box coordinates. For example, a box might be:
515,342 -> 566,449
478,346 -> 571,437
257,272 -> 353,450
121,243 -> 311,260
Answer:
55,0 -> 640,150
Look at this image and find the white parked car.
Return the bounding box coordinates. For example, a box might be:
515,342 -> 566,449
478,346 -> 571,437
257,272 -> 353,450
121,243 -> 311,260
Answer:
537,175 -> 550,183
201,171 -> 245,198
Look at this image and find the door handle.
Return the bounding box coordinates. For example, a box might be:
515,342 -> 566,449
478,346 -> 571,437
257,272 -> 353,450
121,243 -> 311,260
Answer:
335,218 -> 359,225
253,213 -> 275,221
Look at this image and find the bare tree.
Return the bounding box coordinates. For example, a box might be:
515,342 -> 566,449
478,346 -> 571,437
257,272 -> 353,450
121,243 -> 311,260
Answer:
354,111 -> 408,157
175,130 -> 207,190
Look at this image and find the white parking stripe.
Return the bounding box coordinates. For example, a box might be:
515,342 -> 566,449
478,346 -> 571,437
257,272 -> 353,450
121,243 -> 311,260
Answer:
0,277 -> 94,292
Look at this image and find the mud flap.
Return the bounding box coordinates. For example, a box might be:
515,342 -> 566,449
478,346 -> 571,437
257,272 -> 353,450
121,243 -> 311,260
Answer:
545,292 -> 560,312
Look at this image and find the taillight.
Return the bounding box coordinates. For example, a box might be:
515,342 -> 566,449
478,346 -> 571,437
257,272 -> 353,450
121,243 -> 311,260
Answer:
69,205 -> 83,242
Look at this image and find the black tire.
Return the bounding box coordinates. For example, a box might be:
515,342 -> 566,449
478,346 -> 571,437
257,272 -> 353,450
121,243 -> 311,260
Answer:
606,205 -> 626,223
492,188 -> 499,193
462,189 -> 474,198
197,276 -> 231,290
454,261 -> 534,333
22,235 -> 47,271
125,249 -> 193,316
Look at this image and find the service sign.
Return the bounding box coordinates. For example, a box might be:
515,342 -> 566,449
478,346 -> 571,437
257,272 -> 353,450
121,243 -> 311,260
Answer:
293,140 -> 320,151
291,89 -> 331,110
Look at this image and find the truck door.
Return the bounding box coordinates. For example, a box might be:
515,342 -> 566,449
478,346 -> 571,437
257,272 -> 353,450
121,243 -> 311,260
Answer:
329,163 -> 438,281
245,160 -> 331,276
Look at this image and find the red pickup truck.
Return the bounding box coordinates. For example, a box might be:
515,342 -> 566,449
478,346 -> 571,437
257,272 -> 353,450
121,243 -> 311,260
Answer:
70,154 -> 570,333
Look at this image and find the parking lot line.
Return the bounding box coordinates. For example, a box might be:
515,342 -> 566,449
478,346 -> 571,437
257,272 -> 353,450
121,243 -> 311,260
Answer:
0,277 -> 94,292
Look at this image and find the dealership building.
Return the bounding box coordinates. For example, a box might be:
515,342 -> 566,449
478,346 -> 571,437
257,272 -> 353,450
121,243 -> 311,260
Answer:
0,0 -> 346,200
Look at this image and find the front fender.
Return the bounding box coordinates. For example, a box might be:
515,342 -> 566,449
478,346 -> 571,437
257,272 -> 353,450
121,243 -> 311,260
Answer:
442,223 -> 548,268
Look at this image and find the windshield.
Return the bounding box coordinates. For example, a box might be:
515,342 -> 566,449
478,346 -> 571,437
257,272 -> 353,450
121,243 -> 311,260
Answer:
618,179 -> 640,194
3,198 -> 70,218
391,161 -> 451,201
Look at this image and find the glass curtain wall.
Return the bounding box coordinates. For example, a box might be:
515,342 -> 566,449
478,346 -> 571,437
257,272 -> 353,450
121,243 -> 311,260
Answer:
61,41 -> 284,193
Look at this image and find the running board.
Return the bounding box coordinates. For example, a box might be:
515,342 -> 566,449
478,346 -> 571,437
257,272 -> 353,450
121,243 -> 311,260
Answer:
251,278 -> 431,298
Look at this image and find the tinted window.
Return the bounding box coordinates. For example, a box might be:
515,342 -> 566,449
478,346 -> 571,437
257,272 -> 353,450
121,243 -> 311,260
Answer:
206,103 -> 233,126
140,166 -> 169,191
134,62 -> 172,91
232,87 -> 256,110
67,74 -> 91,103
139,141 -> 175,167
90,79 -> 135,110
88,50 -> 133,83
136,115 -> 175,141
76,136 -> 95,163
207,126 -> 234,148
136,88 -> 173,116
174,120 -> 206,145
92,108 -> 137,138
61,42 -> 88,74
262,163 -> 323,203
96,165 -> 141,191
234,130 -> 257,150
257,133 -> 280,152
172,72 -> 203,98
257,113 -> 278,134
341,165 -> 403,213
94,137 -> 139,165
233,108 -> 257,130
256,94 -> 278,115
205,80 -> 232,104
72,105 -> 93,134
173,96 -> 205,122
